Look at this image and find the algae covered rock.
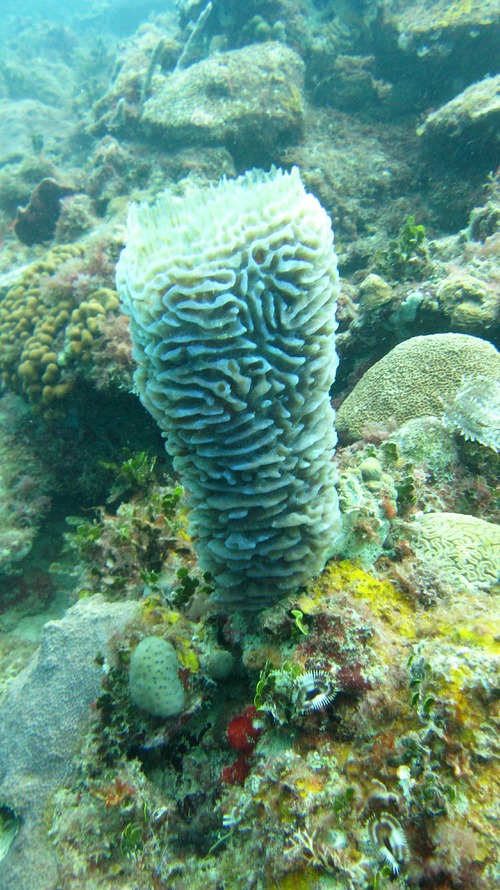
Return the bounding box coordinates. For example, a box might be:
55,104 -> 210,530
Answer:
358,273 -> 395,312
435,272 -> 500,332
382,0 -> 500,76
389,416 -> 459,475
336,461 -> 398,565
142,41 -> 304,157
417,74 -> 500,165
337,333 -> 500,441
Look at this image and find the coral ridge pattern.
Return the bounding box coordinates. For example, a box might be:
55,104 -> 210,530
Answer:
410,511 -> 500,588
337,333 -> 500,441
117,166 -> 341,609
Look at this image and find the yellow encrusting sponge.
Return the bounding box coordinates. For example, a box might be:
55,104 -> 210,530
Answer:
116,167 -> 341,610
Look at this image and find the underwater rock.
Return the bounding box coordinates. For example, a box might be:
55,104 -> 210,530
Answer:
141,41 -> 304,160
0,98 -> 72,168
117,166 -> 341,610
435,272 -> 500,332
337,333 -> 500,442
0,595 -> 137,890
417,74 -> 500,166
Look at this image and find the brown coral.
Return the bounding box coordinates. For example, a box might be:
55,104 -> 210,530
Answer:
336,333 -> 500,441
0,244 -> 119,411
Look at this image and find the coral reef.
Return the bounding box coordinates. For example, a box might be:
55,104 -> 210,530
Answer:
417,74 -> 500,168
22,555 -> 496,890
62,468 -> 188,600
0,1 -> 499,887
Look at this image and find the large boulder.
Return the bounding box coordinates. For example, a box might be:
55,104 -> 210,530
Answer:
142,41 -> 304,158
417,74 -> 500,165
0,596 -> 137,889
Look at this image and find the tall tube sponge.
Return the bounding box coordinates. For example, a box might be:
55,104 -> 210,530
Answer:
116,166 -> 342,610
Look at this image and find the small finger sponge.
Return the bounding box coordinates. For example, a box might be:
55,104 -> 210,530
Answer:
117,166 -> 341,610
129,637 -> 185,718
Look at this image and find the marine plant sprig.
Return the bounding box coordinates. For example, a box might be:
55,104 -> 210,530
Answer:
375,215 -> 428,281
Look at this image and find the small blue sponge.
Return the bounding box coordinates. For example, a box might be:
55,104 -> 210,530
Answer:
117,167 -> 341,610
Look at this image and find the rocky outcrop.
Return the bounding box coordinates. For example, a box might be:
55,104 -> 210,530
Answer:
0,596 -> 137,889
141,41 -> 304,160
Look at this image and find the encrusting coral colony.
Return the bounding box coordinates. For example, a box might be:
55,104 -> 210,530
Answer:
0,0 -> 499,888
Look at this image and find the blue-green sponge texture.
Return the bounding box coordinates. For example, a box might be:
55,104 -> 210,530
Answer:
116,167 -> 341,610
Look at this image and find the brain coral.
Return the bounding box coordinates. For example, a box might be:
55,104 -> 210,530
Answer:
117,166 -> 341,611
410,512 -> 500,589
336,333 -> 500,441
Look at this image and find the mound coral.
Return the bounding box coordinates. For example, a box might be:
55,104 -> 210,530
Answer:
409,511 -> 500,589
0,245 -> 119,410
117,166 -> 341,610
337,333 -> 500,441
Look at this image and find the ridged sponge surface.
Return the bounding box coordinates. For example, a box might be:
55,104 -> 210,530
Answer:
116,167 -> 341,610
